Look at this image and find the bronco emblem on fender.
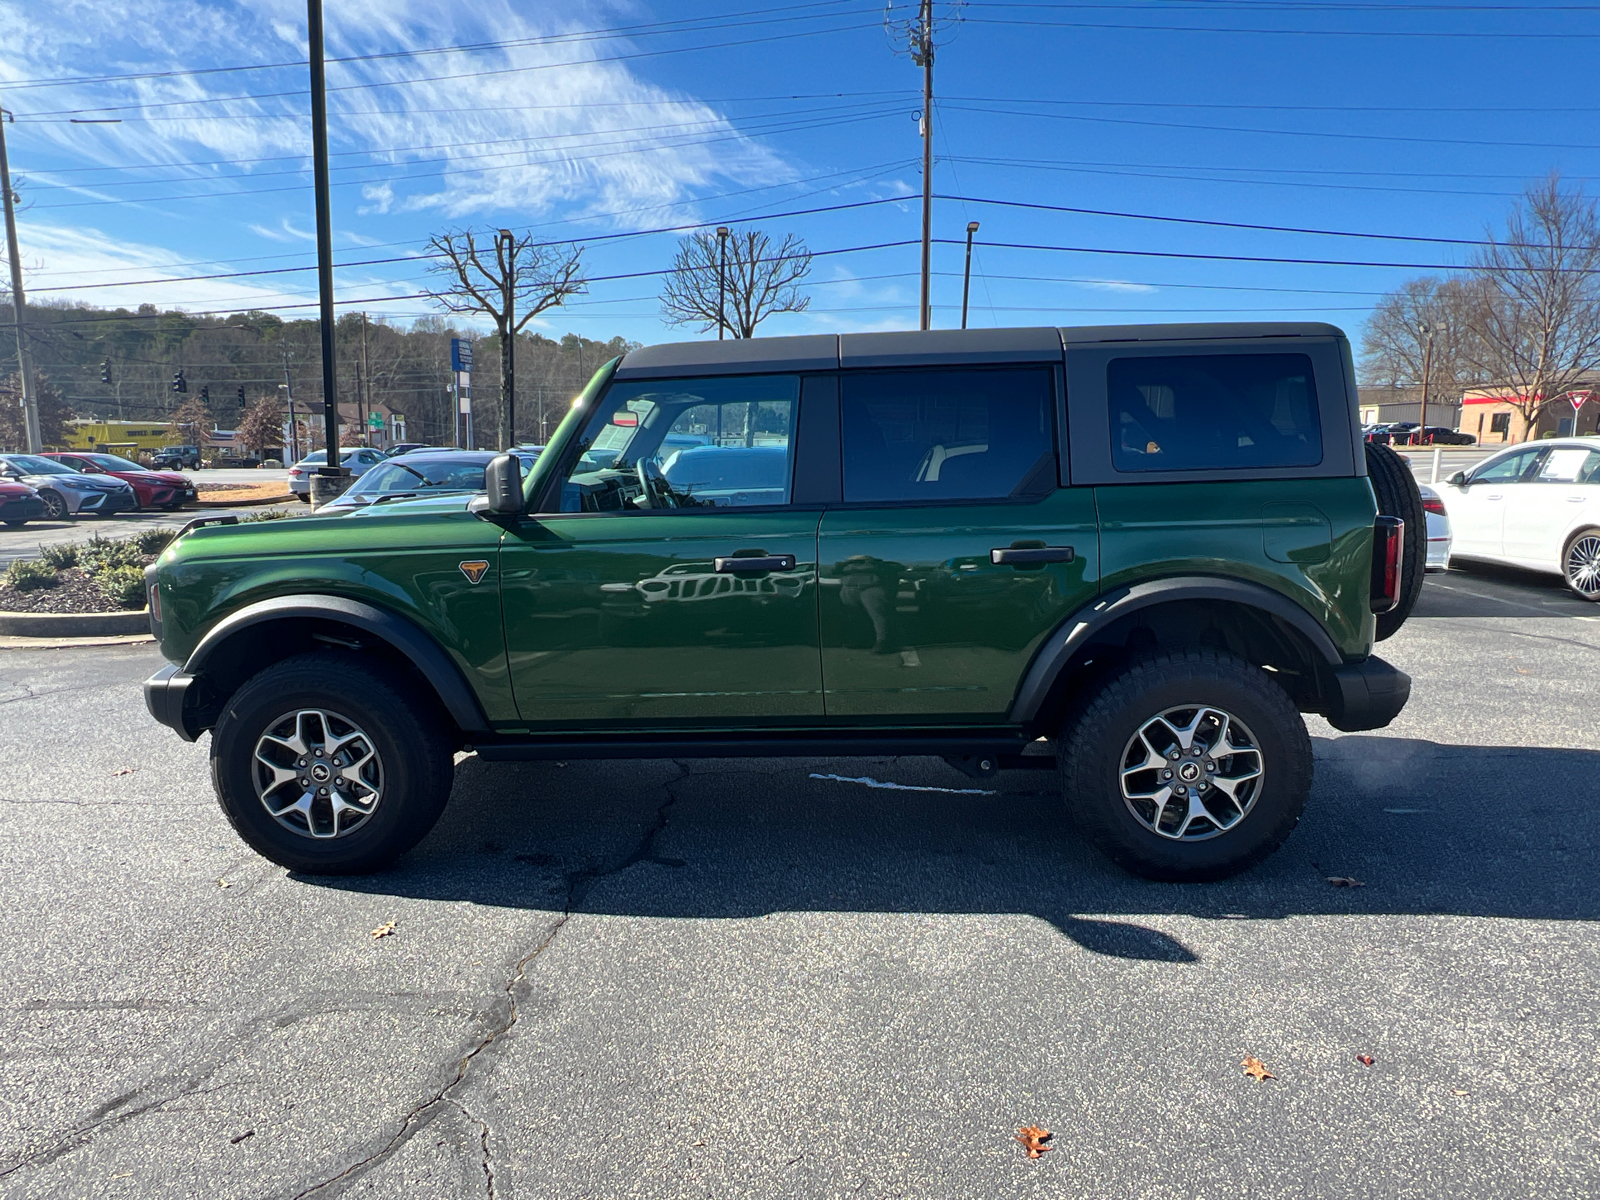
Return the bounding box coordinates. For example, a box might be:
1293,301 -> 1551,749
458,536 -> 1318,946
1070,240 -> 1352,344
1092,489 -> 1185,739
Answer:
458,560 -> 490,584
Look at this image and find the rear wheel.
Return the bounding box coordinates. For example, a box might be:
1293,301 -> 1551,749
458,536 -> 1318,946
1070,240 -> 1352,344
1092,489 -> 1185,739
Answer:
1058,649 -> 1312,882
1364,440 -> 1426,640
1563,528 -> 1600,601
210,651 -> 455,873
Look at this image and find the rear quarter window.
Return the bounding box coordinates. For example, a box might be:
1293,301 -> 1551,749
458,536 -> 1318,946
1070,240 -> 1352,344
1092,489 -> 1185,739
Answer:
1109,353 -> 1322,473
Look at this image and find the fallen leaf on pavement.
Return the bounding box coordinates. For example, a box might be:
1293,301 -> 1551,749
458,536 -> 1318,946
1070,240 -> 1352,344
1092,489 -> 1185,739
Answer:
1014,1126 -> 1053,1158
217,879 -> 231,890
1452,1089 -> 1469,1096
111,768 -> 135,777
370,920 -> 397,939
1242,1056 -> 1276,1082
1357,1055 -> 1375,1066
1326,877 -> 1365,887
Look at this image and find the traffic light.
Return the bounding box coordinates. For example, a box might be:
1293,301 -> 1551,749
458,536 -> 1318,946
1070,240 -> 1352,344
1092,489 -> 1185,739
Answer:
172,370 -> 187,394
100,359 -> 112,384
237,386 -> 246,409
200,385 -> 210,405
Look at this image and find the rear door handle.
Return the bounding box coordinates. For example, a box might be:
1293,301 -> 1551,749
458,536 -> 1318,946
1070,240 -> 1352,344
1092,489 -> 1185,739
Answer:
715,554 -> 796,573
990,545 -> 1075,565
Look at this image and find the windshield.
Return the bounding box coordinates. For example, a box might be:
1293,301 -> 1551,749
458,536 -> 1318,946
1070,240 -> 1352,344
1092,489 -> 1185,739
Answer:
4,455 -> 76,475
346,458 -> 490,496
83,453 -> 148,472
295,451 -> 328,467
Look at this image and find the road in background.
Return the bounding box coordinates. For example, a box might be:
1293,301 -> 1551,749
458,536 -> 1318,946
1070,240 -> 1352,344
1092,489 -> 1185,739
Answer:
0,567 -> 1595,1198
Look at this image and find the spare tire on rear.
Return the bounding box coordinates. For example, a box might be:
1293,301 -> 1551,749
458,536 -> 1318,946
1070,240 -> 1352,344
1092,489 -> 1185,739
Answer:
1364,440 -> 1426,641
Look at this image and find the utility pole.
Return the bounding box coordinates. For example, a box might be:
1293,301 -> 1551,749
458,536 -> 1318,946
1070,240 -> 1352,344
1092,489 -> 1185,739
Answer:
915,0 -> 934,331
358,311 -> 370,446
0,103 -> 41,452
496,228 -> 515,449
1417,320 -> 1434,434
717,226 -> 729,340
307,0 -> 342,481
961,220 -> 979,330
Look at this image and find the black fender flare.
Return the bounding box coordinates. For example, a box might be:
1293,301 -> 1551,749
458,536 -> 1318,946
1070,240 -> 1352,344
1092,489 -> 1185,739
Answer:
185,594 -> 490,733
1008,576 -> 1345,725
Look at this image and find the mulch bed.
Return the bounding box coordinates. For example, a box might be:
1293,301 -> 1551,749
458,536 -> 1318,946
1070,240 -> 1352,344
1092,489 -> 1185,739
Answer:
0,566 -> 149,614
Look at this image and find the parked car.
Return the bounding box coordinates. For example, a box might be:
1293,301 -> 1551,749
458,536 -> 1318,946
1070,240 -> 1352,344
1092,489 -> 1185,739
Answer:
1419,426 -> 1476,446
319,450 -> 540,514
382,442 -> 431,458
144,323 -> 1418,882
287,447 -> 387,500
40,451 -> 197,511
1436,436 -> 1600,599
210,452 -> 262,469
1418,484 -> 1452,571
0,453 -> 137,519
0,478 -> 46,526
151,445 -> 202,470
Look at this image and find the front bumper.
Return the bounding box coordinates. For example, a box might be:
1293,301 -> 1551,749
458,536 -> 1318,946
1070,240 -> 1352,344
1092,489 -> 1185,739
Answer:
1324,655 -> 1411,732
0,497 -> 45,521
144,663 -> 203,742
74,489 -> 137,514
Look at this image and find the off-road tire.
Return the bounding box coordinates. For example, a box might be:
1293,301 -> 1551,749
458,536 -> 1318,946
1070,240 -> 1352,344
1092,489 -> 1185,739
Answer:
210,651 -> 454,873
1562,527 -> 1600,602
1058,649 -> 1313,882
1364,440 -> 1426,640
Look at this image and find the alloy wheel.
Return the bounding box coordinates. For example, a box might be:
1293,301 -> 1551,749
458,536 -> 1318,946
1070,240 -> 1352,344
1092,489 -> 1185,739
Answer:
252,708 -> 384,839
1119,704 -> 1264,841
1566,534 -> 1600,599
38,490 -> 68,520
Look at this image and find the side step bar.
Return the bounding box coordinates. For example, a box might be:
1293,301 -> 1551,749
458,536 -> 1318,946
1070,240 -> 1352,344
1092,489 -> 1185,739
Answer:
471,731 -> 1038,764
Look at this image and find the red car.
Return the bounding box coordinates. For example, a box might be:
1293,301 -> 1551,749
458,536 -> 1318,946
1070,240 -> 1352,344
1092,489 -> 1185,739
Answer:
41,452 -> 197,511
0,479 -> 46,526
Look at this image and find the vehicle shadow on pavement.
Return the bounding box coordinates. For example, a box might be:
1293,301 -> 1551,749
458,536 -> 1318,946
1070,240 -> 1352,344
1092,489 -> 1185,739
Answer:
297,735 -> 1599,964
1418,564 -> 1593,617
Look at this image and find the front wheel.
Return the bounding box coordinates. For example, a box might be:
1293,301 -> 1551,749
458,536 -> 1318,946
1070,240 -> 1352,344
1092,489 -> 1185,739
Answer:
1058,649 -> 1312,882
3,519 -> 26,527
210,651 -> 455,873
1563,528 -> 1600,602
37,490 -> 69,521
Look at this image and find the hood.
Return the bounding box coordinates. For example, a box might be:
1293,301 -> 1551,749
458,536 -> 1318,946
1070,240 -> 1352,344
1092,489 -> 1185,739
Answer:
0,481 -> 37,497
138,470 -> 191,484
343,492 -> 477,518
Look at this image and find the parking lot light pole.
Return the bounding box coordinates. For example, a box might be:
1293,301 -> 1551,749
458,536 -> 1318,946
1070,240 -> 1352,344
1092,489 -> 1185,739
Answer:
0,104 -> 42,453
1417,320 -> 1434,434
961,220 -> 979,330
307,0 -> 344,497
716,226 -> 729,340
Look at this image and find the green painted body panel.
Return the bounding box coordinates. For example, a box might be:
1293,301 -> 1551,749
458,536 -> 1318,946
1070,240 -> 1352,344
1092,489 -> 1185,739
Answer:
155,504 -> 520,725
500,511 -> 824,725
817,488 -> 1100,720
1094,477 -> 1378,659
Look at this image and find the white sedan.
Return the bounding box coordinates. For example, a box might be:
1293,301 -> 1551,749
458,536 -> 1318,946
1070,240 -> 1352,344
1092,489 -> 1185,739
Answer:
1437,436 -> 1600,600
1419,484 -> 1452,571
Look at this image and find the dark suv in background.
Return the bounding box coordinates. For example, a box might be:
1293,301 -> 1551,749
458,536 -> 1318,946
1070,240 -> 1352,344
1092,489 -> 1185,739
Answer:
144,324 -> 1421,883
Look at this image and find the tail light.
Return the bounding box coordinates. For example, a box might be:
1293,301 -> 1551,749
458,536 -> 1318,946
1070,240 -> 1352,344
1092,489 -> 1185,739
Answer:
1421,494 -> 1445,516
1370,516 -> 1404,613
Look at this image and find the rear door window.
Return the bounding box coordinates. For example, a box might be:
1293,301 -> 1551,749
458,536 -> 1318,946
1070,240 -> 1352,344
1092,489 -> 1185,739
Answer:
839,367 -> 1055,503
1108,353 -> 1322,472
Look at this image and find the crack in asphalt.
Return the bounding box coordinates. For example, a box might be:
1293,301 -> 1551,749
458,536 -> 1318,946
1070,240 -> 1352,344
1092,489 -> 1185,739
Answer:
0,1082 -> 241,1178
290,764 -> 686,1199
451,1101 -> 496,1200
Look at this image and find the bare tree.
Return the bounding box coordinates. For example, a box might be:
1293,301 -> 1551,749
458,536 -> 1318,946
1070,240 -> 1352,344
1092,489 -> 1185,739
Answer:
1361,276 -> 1481,389
660,227 -> 811,338
424,229 -> 586,449
236,396 -> 282,457
1457,174 -> 1600,440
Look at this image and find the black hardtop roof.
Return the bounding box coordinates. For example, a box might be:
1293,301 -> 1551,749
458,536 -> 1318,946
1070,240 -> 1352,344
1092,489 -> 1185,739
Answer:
614,323 -> 1346,378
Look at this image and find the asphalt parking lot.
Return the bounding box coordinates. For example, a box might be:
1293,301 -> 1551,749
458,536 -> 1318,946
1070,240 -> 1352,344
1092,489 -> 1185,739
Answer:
1,564 -> 1596,1199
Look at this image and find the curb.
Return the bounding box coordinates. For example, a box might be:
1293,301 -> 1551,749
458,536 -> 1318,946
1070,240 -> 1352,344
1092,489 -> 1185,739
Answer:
0,633 -> 154,650
0,609 -> 150,637
191,494 -> 296,509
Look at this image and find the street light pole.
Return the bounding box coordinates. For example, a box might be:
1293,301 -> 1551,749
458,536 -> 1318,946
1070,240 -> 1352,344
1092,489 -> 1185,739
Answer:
0,103 -> 41,453
306,0 -> 342,486
1417,320 -> 1435,435
961,221 -> 979,330
496,228 -> 515,449
716,226 -> 730,340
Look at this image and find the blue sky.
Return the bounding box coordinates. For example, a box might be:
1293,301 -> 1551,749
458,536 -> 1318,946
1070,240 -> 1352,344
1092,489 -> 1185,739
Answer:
3,0 -> 1599,349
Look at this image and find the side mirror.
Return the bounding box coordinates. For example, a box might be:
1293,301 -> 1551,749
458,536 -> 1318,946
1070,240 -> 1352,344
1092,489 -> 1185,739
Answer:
471,453 -> 523,518
1448,471 -> 1468,487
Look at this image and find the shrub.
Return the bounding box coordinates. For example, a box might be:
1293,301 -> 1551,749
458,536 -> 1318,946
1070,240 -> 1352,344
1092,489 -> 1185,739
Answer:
95,564 -> 147,610
80,533 -> 145,574
3,558 -> 58,591
242,508 -> 289,523
134,528 -> 175,555
38,541 -> 80,569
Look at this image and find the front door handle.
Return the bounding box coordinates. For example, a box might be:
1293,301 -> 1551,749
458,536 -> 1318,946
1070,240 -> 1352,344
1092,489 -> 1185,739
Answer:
715,554 -> 796,573
991,545 -> 1075,566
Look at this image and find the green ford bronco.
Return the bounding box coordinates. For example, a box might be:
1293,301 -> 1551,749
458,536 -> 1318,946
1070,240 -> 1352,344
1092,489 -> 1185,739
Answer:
144,324 -> 1420,881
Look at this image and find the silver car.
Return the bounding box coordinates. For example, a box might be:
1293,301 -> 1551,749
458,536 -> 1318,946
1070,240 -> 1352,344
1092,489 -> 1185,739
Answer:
287,447 -> 387,500
1418,483 -> 1452,571
0,453 -> 137,520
